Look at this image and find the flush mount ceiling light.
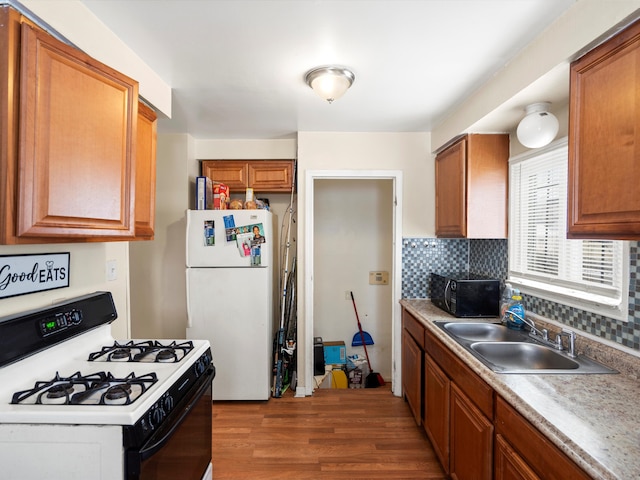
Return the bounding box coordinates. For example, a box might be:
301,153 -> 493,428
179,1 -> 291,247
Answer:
516,102 -> 559,148
304,66 -> 355,103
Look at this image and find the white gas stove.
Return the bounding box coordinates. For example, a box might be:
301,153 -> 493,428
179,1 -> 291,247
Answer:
0,292 -> 214,480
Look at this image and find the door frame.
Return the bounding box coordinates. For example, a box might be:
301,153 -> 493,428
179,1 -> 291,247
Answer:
303,169 -> 403,397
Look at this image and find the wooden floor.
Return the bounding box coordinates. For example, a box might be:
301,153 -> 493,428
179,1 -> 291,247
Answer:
211,384 -> 447,480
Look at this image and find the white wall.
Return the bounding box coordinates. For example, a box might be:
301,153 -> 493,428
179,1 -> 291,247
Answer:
297,132 -> 431,391
0,242 -> 131,338
314,179 -> 394,380
129,134 -> 194,339
19,0 -> 171,117
432,1 -> 640,149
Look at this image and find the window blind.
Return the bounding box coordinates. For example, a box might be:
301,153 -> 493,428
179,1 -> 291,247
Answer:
509,138 -> 626,316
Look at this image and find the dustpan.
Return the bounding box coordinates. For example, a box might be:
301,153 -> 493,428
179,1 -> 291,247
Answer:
350,291 -> 374,346
352,330 -> 374,346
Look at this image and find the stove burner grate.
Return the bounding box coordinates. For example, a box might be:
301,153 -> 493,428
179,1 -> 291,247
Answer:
11,371 -> 158,406
88,340 -> 194,363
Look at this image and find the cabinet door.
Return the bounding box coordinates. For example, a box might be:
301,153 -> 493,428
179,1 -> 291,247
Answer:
18,23 -> 137,239
402,328 -> 422,425
494,434 -> 540,480
201,160 -> 248,190
248,160 -> 294,192
134,101 -> 157,239
450,383 -> 493,480
568,18 -> 640,239
435,138 -> 466,237
466,134 -> 508,238
495,397 -> 591,480
424,354 -> 450,473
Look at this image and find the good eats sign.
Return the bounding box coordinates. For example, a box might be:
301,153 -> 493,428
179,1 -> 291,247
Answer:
0,253 -> 69,299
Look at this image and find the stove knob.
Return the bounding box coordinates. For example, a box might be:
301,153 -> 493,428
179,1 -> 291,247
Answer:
150,406 -> 166,427
68,309 -> 82,325
194,362 -> 203,376
140,417 -> 152,434
163,395 -> 174,413
194,354 -> 211,376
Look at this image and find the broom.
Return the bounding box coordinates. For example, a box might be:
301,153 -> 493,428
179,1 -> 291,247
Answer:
350,291 -> 385,388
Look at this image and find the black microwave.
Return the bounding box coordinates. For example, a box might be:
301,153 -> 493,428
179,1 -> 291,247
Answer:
430,272 -> 500,317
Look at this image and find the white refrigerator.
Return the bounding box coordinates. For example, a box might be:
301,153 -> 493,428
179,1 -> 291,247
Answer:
186,209 -> 276,400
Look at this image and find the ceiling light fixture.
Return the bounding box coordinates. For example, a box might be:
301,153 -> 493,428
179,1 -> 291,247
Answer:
304,66 -> 355,103
516,102 -> 559,148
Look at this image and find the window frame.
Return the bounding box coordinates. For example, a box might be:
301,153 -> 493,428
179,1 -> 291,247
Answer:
508,137 -> 629,321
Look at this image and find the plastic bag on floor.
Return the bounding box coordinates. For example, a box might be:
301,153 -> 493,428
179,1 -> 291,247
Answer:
346,354 -> 369,389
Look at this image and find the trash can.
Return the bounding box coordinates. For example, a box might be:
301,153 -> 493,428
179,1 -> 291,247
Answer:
313,337 -> 325,375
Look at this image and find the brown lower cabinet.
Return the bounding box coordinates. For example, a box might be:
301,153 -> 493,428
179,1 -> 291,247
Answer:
402,309 -> 425,425
423,327 -> 493,480
423,355 -> 449,471
494,434 -> 540,480
494,397 -> 591,480
403,307 -> 594,480
450,383 -> 493,480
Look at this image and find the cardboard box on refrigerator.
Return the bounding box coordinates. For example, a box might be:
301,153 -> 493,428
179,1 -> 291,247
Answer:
213,183 -> 229,209
195,176 -> 213,210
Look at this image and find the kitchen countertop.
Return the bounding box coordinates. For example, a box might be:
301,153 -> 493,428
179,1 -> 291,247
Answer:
401,299 -> 640,480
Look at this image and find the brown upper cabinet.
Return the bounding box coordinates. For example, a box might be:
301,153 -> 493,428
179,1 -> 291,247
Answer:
0,6 -> 149,244
134,101 -> 157,240
201,160 -> 294,193
435,134 -> 509,238
568,17 -> 640,240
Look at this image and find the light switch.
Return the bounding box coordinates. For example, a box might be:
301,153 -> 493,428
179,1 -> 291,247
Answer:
106,260 -> 117,281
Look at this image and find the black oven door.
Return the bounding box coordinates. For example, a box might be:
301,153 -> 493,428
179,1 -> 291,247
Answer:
127,366 -> 214,480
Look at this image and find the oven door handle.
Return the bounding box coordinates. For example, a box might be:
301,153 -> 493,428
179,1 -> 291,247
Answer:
138,366 -> 213,461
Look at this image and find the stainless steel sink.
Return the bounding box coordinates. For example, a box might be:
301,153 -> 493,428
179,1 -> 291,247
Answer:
470,342 -> 579,372
443,322 -> 526,342
433,321 -> 617,374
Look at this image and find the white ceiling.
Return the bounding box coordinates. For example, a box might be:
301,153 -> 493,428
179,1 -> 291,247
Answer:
79,0 -> 576,140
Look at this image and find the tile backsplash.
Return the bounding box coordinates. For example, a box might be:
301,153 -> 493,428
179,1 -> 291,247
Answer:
402,237 -> 640,351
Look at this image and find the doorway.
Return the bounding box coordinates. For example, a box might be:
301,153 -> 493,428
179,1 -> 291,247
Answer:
304,170 -> 403,396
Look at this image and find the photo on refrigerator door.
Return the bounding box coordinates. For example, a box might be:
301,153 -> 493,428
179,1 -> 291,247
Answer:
203,221 -> 215,246
237,233 -> 253,257
224,215 -> 236,241
250,224 -> 266,246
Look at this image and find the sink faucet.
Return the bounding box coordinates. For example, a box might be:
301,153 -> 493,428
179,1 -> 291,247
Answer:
502,311 -> 546,338
502,312 -> 578,356
555,330 -> 577,357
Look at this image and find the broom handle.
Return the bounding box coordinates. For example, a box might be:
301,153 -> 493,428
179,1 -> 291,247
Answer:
350,291 -> 373,371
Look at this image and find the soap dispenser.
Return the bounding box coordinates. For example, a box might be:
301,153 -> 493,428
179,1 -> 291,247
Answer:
499,282 -> 513,319
505,289 -> 525,330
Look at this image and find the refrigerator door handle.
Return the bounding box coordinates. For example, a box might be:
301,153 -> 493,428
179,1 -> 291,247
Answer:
185,270 -> 193,328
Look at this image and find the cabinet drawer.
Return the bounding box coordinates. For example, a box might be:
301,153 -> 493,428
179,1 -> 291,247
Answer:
495,397 -> 591,480
403,310 -> 425,349
425,329 -> 493,419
